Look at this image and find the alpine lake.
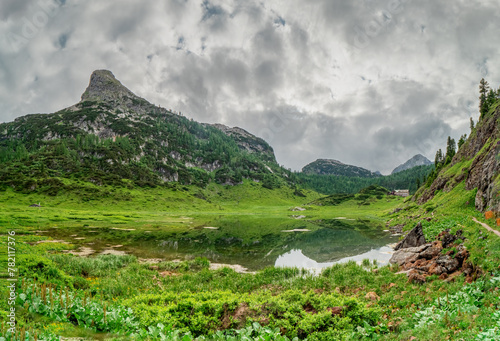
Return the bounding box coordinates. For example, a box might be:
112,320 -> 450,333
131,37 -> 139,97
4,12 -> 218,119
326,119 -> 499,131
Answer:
35,214 -> 398,272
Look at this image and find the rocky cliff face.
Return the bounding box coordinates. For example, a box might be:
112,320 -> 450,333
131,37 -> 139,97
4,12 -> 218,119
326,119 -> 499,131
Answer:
417,104 -> 500,212
207,123 -> 275,161
462,109 -> 500,212
392,154 -> 432,174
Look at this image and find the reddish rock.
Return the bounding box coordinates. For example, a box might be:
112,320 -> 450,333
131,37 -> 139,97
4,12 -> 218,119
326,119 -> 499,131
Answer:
436,255 -> 459,273
420,246 -> 442,260
408,271 -> 426,284
159,271 -> 180,277
455,246 -> 468,264
413,259 -> 432,272
328,307 -> 343,316
428,263 -> 446,276
485,211 -> 495,219
391,229 -> 470,282
365,292 -> 380,301
462,261 -> 473,276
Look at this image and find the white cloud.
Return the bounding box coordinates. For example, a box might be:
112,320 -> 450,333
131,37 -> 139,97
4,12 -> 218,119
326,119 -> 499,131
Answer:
0,0 -> 499,173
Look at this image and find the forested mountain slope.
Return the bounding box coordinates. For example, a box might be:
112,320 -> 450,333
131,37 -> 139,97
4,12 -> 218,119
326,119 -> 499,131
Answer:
0,70 -> 293,192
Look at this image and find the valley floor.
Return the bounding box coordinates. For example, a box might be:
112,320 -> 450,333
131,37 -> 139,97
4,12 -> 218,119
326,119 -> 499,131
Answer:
1,183 -> 500,340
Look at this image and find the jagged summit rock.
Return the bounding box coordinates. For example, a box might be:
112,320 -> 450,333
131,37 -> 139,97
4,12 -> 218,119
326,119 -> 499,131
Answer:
81,70 -> 141,103
391,154 -> 432,174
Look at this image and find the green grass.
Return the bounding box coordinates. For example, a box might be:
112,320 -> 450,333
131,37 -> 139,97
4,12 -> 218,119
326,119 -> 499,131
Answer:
2,179 -> 500,340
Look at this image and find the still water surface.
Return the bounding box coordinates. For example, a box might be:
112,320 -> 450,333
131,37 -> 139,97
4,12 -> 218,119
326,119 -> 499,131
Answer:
42,216 -> 398,271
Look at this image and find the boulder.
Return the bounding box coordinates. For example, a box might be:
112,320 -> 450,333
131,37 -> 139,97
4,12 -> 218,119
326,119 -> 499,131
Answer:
389,224 -> 404,234
365,292 -> 380,301
408,270 -> 426,284
389,244 -> 430,265
428,263 -> 446,276
419,246 -> 442,260
436,255 -> 460,273
394,222 -> 426,250
438,229 -> 464,248
391,229 -> 472,283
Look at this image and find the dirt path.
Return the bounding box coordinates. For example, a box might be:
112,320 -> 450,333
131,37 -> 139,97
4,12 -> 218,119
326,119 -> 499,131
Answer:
472,217 -> 500,237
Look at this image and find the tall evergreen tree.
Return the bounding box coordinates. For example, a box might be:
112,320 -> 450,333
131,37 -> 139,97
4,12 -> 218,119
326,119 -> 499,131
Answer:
479,78 -> 490,118
458,134 -> 467,149
434,149 -> 443,167
470,117 -> 475,131
445,136 -> 456,163
487,88 -> 497,108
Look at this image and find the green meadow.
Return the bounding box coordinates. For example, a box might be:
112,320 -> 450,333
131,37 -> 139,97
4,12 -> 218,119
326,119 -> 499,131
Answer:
1,181 -> 499,340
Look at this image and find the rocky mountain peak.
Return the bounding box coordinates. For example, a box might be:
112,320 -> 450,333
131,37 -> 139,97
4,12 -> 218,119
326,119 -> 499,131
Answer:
302,159 -> 379,178
392,154 -> 432,174
81,70 -> 138,103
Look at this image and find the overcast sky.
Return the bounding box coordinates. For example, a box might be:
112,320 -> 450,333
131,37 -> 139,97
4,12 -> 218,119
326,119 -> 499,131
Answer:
1,0 -> 499,174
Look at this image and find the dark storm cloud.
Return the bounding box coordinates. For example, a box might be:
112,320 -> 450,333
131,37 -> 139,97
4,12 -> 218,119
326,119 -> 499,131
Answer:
1,0 -> 500,173
201,0 -> 225,20
57,32 -> 68,48
0,0 -> 32,21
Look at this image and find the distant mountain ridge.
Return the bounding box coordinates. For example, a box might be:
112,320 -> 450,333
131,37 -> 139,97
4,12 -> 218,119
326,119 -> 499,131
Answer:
391,154 -> 432,174
301,159 -> 380,178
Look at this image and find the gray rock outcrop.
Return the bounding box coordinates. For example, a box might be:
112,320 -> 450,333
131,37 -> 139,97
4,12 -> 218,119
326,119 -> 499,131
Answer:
390,229 -> 474,284
394,222 -> 426,250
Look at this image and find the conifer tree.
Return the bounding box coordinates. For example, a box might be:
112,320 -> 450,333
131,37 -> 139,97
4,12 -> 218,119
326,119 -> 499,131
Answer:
487,88 -> 497,108
445,136 -> 456,163
434,149 -> 443,167
479,78 -> 490,118
458,134 -> 467,149
470,117 -> 475,131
